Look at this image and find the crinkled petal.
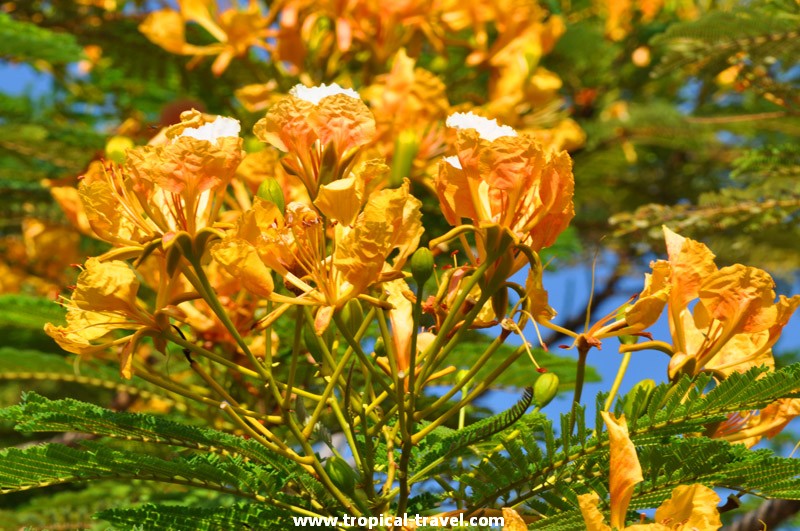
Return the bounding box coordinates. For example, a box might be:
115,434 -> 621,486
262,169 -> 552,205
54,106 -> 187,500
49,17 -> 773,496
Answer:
72,258 -> 140,314
663,226 -> 717,306
314,175 -> 362,226
654,484 -> 722,530
625,260 -> 670,330
211,238 -> 274,298
577,493 -> 612,531
501,508 -> 528,531
312,93 -> 376,155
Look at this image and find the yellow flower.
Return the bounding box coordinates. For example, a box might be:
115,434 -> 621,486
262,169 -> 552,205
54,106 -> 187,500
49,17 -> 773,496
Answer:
44,258 -> 159,379
435,112 -> 574,268
578,412 -> 722,530
80,111 -> 243,246
213,178 -> 422,332
363,49 -> 450,176
713,398 -> 800,448
254,83 -> 376,198
139,0 -> 268,76
660,227 -> 800,379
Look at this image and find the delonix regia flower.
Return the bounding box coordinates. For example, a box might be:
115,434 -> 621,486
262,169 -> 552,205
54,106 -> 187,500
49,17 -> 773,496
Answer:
44,258 -> 160,379
578,412 -> 722,530
139,0 -> 268,76
618,227 -> 800,447
435,111 -> 574,270
79,111 -> 243,247
212,176 -> 423,332
254,82 -> 376,198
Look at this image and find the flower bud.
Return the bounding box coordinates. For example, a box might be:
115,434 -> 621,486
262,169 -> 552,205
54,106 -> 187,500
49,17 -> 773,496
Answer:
373,337 -> 386,357
534,372 -> 560,408
257,178 -> 286,213
390,129 -> 420,187
623,379 -> 656,421
491,287 -> 509,319
105,135 -> 134,164
339,299 -> 364,338
324,456 -> 358,495
410,247 -> 434,287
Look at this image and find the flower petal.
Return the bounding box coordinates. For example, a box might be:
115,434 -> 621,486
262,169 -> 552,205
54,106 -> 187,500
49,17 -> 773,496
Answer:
654,484 -> 722,530
602,412 -> 643,530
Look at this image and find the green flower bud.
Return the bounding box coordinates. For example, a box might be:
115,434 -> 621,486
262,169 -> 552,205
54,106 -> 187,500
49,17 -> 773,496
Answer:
491,287 -> 509,319
534,372 -> 560,408
257,178 -> 285,213
410,247 -> 434,287
339,299 -> 364,339
105,135 -> 134,164
373,337 -> 386,357
390,129 -> 420,187
324,456 -> 358,495
623,379 -> 656,420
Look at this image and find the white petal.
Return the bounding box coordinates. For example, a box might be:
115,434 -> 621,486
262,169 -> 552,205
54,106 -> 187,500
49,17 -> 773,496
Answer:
289,82 -> 360,104
444,155 -> 462,169
180,116 -> 241,142
445,112 -> 517,142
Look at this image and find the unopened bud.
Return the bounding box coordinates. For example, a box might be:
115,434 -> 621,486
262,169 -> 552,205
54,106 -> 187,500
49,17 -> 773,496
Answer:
410,247 -> 434,287
105,135 -> 134,164
534,372 -> 560,408
324,456 -> 358,495
339,299 -> 364,338
623,379 -> 656,420
373,337 -> 386,357
257,178 -> 285,213
390,129 -> 420,187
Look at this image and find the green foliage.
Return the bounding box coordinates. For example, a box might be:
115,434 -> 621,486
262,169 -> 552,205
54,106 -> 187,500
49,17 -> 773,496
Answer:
411,388 -> 535,477
461,364 -> 800,522
652,0 -> 800,78
98,503 -> 293,531
0,294 -> 65,329
0,12 -> 82,64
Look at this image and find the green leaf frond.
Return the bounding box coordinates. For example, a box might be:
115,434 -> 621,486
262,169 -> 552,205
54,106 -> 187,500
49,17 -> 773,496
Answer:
460,363 -> 800,522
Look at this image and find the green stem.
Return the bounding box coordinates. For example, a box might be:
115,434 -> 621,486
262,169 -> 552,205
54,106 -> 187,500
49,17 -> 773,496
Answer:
333,312 -> 392,395
412,346 -> 524,444
416,334 -> 506,419
182,261 -> 272,383
618,340 -> 675,356
417,260 -> 492,386
570,338 -> 591,434
604,351 -> 632,412
160,330 -> 259,378
282,309 -> 305,411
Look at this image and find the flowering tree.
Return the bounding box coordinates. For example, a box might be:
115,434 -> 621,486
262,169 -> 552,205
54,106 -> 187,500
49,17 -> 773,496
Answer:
2,1 -> 800,529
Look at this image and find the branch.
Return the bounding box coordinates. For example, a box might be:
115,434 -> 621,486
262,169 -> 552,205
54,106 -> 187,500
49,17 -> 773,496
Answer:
724,499 -> 800,531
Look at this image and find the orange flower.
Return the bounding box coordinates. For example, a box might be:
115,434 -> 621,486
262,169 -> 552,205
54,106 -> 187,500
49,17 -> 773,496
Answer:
44,259 -> 160,379
713,398 -> 800,448
660,227 -> 800,379
255,83 -> 376,198
578,412 -> 722,530
80,111 -> 243,246
363,49 -> 450,177
435,112 -> 574,266
213,178 -> 422,331
139,0 -> 268,75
